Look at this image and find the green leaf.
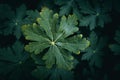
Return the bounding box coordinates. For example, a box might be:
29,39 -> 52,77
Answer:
81,48 -> 94,61
59,14 -> 78,38
24,10 -> 40,24
49,68 -> 74,80
22,24 -> 50,54
89,53 -> 103,68
42,45 -> 74,70
110,44 -> 120,55
31,55 -> 74,80
78,0 -> 95,14
110,28 -> 120,55
57,36 -> 90,54
54,0 -> 69,5
16,4 -> 26,19
32,66 -> 74,80
82,31 -> 107,68
0,4 -> 13,34
37,7 -> 54,40
2,4 -> 27,39
0,41 -> 33,80
59,0 -> 73,16
80,15 -> 96,30
79,0 -> 111,30
22,7 -> 90,70
55,0 -> 79,16
32,66 -> 51,80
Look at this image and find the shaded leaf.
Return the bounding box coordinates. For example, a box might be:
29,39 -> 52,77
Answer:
110,28 -> 120,55
82,31 -> 107,68
0,41 -> 33,80
32,66 -> 74,80
79,0 -> 111,30
24,10 -> 40,24
3,4 -> 27,39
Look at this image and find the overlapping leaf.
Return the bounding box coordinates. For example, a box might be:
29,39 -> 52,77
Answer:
82,31 -> 107,68
22,7 -> 90,70
0,41 -> 33,80
31,54 -> 74,80
79,0 -> 111,30
24,10 -> 40,24
32,66 -> 74,80
54,0 -> 80,16
0,4 -> 13,34
2,4 -> 27,39
55,0 -> 71,15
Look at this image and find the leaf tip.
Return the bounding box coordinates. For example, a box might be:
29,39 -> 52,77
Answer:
69,56 -> 74,60
21,24 -> 28,31
87,40 -> 91,47
36,18 -> 41,23
78,34 -> 83,38
53,13 -> 59,18
33,23 -> 37,27
76,51 -> 80,55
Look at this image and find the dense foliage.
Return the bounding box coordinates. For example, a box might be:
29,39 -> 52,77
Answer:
0,0 -> 120,80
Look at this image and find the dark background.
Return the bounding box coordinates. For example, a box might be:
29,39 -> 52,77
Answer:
0,0 -> 120,80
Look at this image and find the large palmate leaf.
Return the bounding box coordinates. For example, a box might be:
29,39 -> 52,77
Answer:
3,4 -> 27,39
78,0 -> 111,30
109,28 -> 120,55
22,7 -> 90,70
82,31 -> 107,68
0,41 -> 33,80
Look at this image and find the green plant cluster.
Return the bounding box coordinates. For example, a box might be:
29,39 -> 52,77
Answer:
0,0 -> 120,80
